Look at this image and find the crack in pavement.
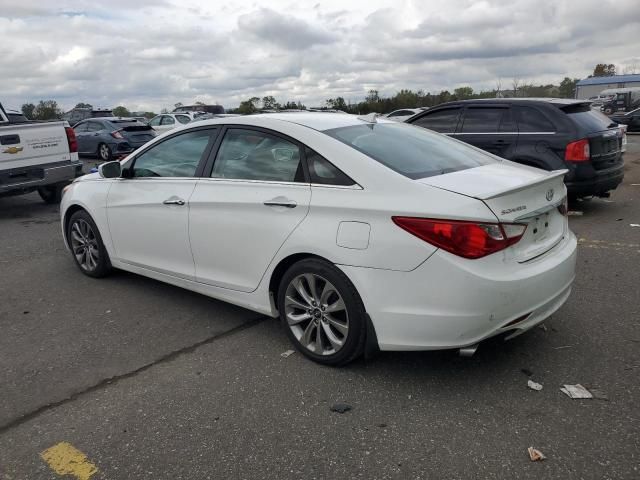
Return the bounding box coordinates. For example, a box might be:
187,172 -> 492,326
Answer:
0,315 -> 268,434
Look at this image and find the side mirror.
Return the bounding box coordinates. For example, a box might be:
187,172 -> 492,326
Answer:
98,161 -> 121,178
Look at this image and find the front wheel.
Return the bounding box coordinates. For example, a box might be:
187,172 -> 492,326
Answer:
67,210 -> 112,278
277,258 -> 366,366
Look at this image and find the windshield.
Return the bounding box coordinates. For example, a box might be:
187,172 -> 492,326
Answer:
323,122 -> 497,179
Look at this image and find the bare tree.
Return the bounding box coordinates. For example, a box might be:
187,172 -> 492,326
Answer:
495,78 -> 503,98
623,63 -> 639,74
511,78 -> 521,98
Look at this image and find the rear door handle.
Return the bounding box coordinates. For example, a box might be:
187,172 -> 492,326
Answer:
163,196 -> 185,206
264,198 -> 297,208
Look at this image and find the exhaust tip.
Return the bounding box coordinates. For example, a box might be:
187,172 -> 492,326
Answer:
459,344 -> 479,357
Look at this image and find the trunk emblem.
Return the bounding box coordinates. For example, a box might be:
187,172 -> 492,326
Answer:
546,189 -> 554,201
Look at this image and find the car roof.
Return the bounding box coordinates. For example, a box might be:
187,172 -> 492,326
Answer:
433,98 -> 590,107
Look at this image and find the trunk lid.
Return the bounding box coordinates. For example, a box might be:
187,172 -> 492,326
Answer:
417,163 -> 568,262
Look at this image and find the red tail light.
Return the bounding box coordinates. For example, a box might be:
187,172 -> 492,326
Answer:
392,217 -> 526,259
565,138 -> 590,162
65,127 -> 78,153
110,129 -> 124,139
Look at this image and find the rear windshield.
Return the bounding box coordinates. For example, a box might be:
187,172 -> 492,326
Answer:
323,123 -> 497,179
561,104 -> 615,132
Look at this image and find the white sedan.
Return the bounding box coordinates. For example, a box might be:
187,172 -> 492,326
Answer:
60,113 -> 577,365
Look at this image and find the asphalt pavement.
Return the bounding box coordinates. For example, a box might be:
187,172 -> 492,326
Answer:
0,140 -> 639,479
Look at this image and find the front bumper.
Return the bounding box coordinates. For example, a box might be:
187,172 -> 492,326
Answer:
339,232 -> 577,351
0,160 -> 83,194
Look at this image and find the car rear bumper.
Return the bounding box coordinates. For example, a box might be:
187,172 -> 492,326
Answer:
339,231 -> 577,351
566,162 -> 624,197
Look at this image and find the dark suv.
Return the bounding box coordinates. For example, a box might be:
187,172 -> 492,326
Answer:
406,98 -> 625,198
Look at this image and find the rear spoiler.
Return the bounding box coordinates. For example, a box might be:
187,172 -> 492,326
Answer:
481,169 -> 568,200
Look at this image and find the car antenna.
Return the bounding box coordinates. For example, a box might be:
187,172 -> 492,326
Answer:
357,113 -> 379,123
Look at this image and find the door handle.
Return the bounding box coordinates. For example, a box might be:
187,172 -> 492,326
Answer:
264,198 -> 297,208
163,197 -> 185,206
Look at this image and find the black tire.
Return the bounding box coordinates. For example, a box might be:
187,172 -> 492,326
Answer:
277,258 -> 366,366
37,183 -> 64,204
98,143 -> 112,161
66,210 -> 112,278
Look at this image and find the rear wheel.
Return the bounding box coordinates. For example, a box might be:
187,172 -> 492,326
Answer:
67,210 -> 112,278
37,183 -> 64,204
277,258 -> 366,366
98,143 -> 112,161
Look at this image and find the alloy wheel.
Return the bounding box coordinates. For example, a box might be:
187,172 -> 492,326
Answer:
70,219 -> 100,271
284,273 -> 349,356
99,144 -> 110,161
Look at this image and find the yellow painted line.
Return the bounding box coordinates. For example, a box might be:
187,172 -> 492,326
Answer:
40,442 -> 98,480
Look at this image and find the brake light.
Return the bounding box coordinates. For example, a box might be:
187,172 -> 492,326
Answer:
392,217 -> 526,259
565,138 -> 590,162
110,130 -> 124,139
65,127 -> 78,153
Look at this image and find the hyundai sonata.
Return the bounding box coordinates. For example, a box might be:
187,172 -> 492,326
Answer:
61,113 -> 577,365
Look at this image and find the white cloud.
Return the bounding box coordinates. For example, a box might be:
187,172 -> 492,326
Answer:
0,0 -> 639,112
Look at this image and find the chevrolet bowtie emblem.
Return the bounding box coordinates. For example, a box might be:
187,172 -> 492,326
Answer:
2,146 -> 23,154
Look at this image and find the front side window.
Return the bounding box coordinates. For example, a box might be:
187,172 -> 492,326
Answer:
324,123 -> 496,180
132,129 -> 214,178
160,116 -> 176,126
149,116 -> 161,126
411,108 -> 461,133
211,129 -> 304,182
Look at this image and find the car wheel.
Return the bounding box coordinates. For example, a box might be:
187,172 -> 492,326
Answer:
98,143 -> 112,161
603,107 -> 614,115
67,210 -> 112,278
37,183 -> 64,204
277,258 -> 366,366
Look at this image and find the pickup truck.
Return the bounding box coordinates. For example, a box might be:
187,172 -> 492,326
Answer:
0,102 -> 82,203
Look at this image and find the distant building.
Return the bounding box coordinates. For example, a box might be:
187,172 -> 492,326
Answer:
575,74 -> 640,99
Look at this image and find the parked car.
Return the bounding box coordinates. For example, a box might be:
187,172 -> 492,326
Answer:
173,104 -> 225,115
385,108 -> 427,122
610,108 -> 640,132
406,98 -> 625,198
147,113 -> 195,134
73,117 -> 156,161
61,113 -> 577,365
588,94 -> 615,108
63,108 -> 113,127
0,102 -> 81,203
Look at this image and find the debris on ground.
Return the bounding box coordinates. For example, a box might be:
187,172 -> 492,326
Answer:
630,224 -> 640,228
330,403 -> 352,414
280,349 -> 296,358
528,447 -> 546,461
527,380 -> 543,391
560,384 -> 593,399
553,345 -> 573,350
521,368 -> 533,377
567,211 -> 583,216
539,323 -> 548,332
589,388 -> 609,401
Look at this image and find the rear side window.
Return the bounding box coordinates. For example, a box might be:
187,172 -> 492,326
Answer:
160,116 -> 176,126
411,108 -> 461,133
516,106 -> 555,132
562,104 -> 615,132
74,122 -> 89,132
324,123 -> 496,180
87,121 -> 103,132
305,147 -> 355,186
176,115 -> 191,124
211,129 -> 304,182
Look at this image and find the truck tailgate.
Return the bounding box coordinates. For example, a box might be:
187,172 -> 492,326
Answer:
0,122 -> 76,170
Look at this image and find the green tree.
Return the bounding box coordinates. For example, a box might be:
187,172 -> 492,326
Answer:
74,102 -> 92,109
365,90 -> 380,103
261,95 -> 279,110
237,97 -> 260,114
325,97 -> 348,110
32,100 -> 62,120
112,106 -> 131,117
453,86 -> 474,99
21,103 -> 35,119
592,64 -> 616,77
559,77 -> 579,98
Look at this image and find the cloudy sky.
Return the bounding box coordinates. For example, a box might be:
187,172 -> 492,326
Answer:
1,0 -> 639,113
